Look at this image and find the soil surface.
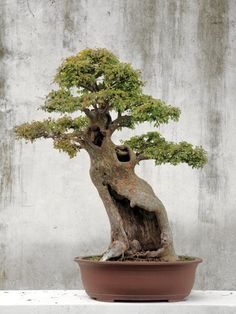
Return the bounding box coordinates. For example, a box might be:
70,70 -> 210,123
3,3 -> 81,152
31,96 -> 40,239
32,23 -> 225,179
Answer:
85,255 -> 196,262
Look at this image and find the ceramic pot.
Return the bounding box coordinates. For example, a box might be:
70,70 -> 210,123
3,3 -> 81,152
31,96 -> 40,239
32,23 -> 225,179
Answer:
74,256 -> 202,302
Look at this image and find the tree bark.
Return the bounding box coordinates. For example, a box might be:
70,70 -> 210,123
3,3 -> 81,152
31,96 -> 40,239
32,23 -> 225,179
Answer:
87,135 -> 177,262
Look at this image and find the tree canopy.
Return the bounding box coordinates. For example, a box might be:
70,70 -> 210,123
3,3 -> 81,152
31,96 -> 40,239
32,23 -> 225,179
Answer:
15,48 -> 207,167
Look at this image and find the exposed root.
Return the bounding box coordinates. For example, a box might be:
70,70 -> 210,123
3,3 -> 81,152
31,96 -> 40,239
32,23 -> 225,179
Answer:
98,181 -> 176,262
117,249 -> 179,262
100,240 -> 127,261
101,239 -> 178,262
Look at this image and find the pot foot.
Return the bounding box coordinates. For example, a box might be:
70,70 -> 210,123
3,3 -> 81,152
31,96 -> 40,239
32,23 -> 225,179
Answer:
92,296 -> 115,302
91,294 -> 187,302
168,297 -> 186,302
96,298 -> 115,302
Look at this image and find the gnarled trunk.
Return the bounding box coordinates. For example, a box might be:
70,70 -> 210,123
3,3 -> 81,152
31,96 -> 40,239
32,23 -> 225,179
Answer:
88,135 -> 177,262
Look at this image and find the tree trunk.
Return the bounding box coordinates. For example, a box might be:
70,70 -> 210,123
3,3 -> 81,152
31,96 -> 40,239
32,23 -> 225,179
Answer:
87,136 -> 177,262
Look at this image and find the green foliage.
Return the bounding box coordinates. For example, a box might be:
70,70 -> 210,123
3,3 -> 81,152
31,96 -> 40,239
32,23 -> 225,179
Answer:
15,48 -> 207,166
14,116 -> 88,157
40,48 -> 146,117
80,89 -> 128,111
15,116 -> 88,141
42,89 -> 82,113
54,48 -> 143,94
41,48 -> 180,129
55,48 -> 119,90
131,96 -> 181,126
124,132 -> 207,168
53,138 -> 79,158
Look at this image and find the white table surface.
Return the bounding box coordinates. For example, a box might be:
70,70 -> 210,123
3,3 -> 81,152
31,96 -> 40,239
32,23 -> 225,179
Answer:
0,290 -> 235,314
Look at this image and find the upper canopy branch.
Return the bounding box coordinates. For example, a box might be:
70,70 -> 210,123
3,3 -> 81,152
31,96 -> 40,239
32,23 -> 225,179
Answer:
110,114 -> 134,133
83,108 -> 96,120
40,48 -> 181,136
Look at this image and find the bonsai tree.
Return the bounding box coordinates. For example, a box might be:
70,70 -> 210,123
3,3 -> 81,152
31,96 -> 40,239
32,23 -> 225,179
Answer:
15,48 -> 207,262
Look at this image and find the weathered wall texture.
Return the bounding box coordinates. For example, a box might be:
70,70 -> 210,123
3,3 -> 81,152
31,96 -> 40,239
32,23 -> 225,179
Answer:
0,0 -> 236,290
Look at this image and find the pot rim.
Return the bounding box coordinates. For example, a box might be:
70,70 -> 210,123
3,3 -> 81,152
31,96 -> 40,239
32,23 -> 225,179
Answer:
74,255 -> 203,266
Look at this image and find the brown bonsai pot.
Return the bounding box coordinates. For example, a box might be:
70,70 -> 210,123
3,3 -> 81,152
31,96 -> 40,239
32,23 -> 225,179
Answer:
74,256 -> 202,302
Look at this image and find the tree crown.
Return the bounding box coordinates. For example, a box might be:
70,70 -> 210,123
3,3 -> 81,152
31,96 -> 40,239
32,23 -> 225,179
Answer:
15,48 -> 207,167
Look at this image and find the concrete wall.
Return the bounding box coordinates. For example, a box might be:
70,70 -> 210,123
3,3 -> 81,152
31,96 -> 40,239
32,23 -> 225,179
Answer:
0,0 -> 236,290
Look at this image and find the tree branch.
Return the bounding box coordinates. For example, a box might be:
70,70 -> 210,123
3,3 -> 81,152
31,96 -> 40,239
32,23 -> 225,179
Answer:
83,108 -> 95,119
79,83 -> 95,92
101,101 -> 110,114
135,153 -> 150,163
110,115 -> 133,134
51,131 -> 86,146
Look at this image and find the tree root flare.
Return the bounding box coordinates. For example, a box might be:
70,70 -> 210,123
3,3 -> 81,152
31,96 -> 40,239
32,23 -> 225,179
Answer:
101,243 -> 179,262
100,240 -> 127,261
118,251 -> 179,262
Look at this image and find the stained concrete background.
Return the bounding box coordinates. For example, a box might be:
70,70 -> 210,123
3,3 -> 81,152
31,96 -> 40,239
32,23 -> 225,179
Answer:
0,0 -> 236,290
